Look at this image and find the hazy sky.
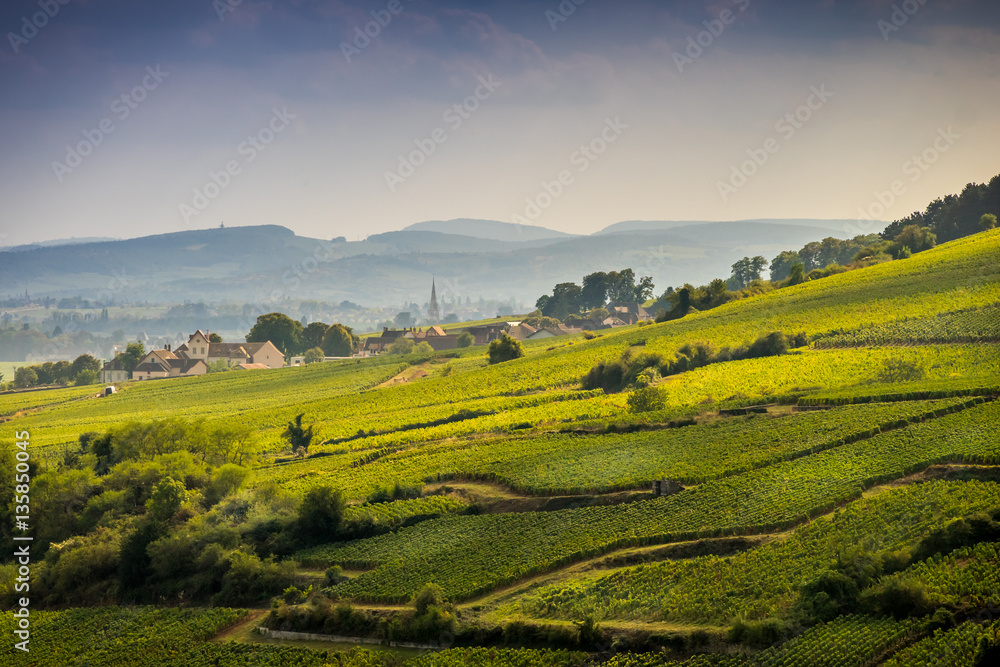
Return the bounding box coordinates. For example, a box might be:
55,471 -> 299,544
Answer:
1,0 -> 998,246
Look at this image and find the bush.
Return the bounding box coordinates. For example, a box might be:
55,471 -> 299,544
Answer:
13,366 -> 38,388
488,334 -> 524,364
74,369 -> 99,386
794,570 -> 859,623
727,617 -> 792,647
876,358 -> 926,383
297,485 -> 346,544
412,341 -> 434,356
389,338 -> 414,355
861,580 -> 932,618
303,347 -> 325,364
146,477 -> 188,522
324,565 -> 344,586
456,332 -> 474,348
627,386 -> 667,413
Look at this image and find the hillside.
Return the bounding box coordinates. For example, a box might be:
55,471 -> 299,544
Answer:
0,219 -> 868,306
3,228 -> 999,665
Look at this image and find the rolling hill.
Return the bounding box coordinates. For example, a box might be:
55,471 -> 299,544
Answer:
0,219 -> 868,306
2,229 -> 998,667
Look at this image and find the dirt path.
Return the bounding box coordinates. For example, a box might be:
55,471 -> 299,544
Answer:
213,609 -> 269,642
378,363 -> 431,387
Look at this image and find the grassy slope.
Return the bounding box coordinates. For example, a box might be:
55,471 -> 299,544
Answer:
9,230 -> 999,453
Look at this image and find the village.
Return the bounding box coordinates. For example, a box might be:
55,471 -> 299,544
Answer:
98,282 -> 652,383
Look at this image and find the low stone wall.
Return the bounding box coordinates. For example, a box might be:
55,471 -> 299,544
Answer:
257,626 -> 441,650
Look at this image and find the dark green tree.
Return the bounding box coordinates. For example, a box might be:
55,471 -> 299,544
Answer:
581,271 -> 611,309
542,283 -> 582,319
120,342 -> 146,373
457,332 -> 474,348
770,250 -> 801,281
208,332 -> 223,343
282,413 -> 315,454
321,324 -> 358,357
893,225 -> 936,253
297,485 -> 346,543
633,275 -> 655,301
678,287 -> 691,315
118,519 -> 167,596
606,269 -> 638,302
302,321 -> 330,350
70,354 -> 101,379
981,213 -> 997,230
786,263 -> 806,286
13,366 -> 38,388
246,312 -> 304,355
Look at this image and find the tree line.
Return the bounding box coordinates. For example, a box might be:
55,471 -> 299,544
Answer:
534,269 -> 655,320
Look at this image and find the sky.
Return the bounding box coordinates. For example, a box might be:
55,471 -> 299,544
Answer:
0,0 -> 998,246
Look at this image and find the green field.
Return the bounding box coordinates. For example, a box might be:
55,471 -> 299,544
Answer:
3,228 -> 1000,666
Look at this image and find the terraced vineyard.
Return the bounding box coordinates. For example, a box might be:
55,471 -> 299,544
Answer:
874,540 -> 1000,609
813,302 -> 1000,348
0,606 -> 247,666
269,397 -> 976,499
300,400 -> 1000,602
513,480 -> 1000,623
881,620 -> 1000,667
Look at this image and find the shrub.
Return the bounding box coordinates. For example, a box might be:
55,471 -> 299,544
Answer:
457,332 -> 474,348
412,341 -> 434,356
795,570 -> 859,623
727,617 -> 792,647
627,386 -> 667,413
303,347 -> 325,364
861,580 -> 932,618
876,358 -> 926,383
74,369 -> 99,386
488,334 -> 524,364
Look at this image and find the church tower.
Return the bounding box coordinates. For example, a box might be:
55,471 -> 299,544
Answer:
427,279 -> 441,322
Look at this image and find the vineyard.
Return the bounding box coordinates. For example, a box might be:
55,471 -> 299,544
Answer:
267,397 -> 974,499
881,619 -> 1000,667
873,540 -> 1000,610
512,480 -> 1000,623
812,302 -> 1000,348
2,229 -> 1000,665
300,400 -> 1000,602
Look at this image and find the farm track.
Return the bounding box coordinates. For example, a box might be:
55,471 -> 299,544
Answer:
339,461 -> 1000,614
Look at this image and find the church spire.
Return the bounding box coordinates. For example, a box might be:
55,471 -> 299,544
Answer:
428,278 -> 441,322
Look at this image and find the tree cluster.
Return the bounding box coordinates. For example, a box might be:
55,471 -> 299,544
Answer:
535,269 -> 654,320
9,353 -> 103,389
246,313 -> 360,358
584,331 -> 805,394
880,173 -> 1000,243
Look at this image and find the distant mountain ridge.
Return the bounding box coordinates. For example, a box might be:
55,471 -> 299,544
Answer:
402,219 -> 577,242
0,219 -> 883,306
